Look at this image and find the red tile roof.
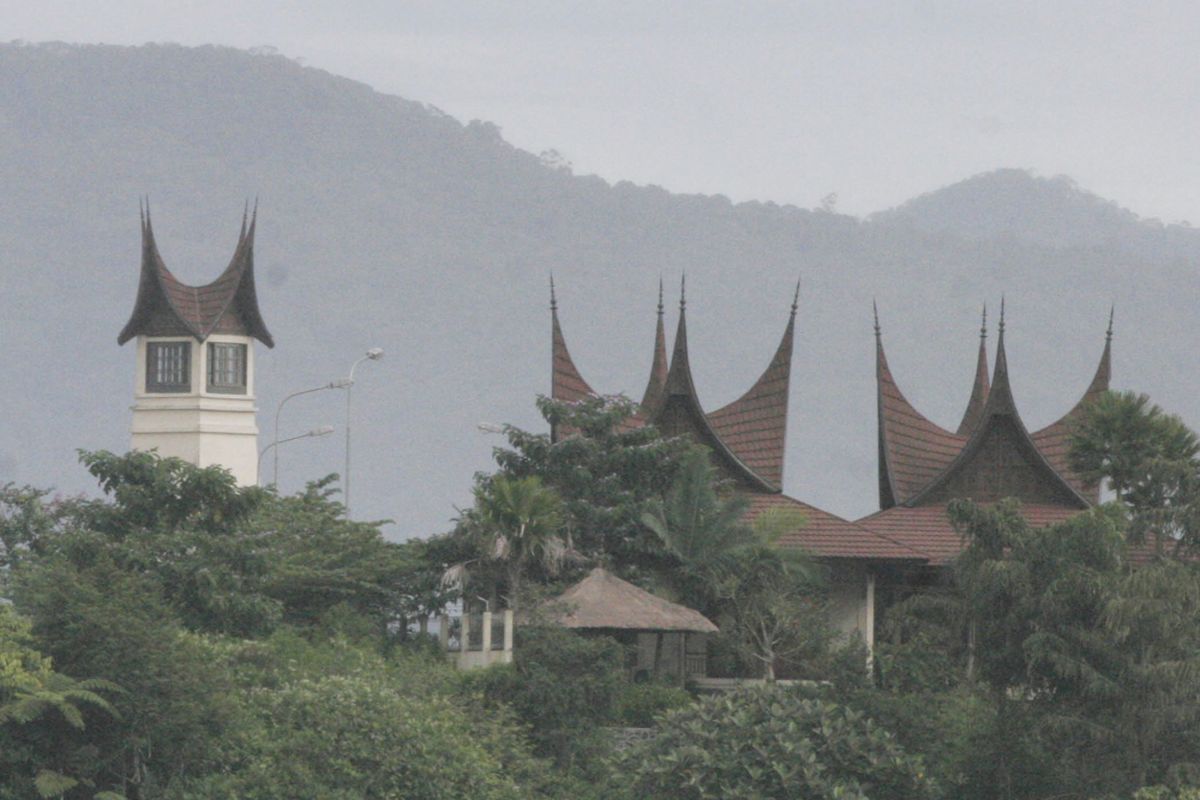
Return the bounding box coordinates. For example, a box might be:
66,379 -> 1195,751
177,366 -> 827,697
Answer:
857,502 -> 1083,565
746,493 -> 926,561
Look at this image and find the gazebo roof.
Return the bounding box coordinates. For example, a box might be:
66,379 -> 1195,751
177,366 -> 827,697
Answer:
543,567 -> 718,633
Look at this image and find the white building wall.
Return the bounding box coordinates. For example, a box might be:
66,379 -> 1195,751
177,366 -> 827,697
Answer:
131,334 -> 260,486
826,561 -> 875,652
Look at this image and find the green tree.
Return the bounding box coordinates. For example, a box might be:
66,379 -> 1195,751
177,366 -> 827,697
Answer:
1069,390 -> 1200,555
639,451 -> 753,610
490,395 -> 699,569
12,557 -> 236,799
459,475 -> 569,610
620,685 -> 935,800
463,626 -> 624,772
945,498 -> 1200,796
0,605 -> 121,800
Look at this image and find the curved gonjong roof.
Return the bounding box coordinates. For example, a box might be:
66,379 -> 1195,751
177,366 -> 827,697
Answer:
118,202 -> 273,347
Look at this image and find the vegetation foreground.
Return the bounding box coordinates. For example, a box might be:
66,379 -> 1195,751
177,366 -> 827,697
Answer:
3,392 -> 1200,799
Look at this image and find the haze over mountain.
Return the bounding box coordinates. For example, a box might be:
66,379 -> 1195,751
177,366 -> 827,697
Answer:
2,42 -> 1196,537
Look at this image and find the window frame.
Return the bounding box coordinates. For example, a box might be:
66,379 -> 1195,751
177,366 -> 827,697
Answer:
145,341 -> 192,394
206,342 -> 248,395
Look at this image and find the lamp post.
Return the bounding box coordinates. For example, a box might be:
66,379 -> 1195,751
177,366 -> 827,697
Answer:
272,378 -> 352,487
258,426 -> 335,485
344,347 -> 384,517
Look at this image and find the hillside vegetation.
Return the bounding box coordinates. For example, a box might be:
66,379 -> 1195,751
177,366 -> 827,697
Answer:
1,42 -> 1197,534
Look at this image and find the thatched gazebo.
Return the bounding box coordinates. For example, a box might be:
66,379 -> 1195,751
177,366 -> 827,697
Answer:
542,567 -> 718,680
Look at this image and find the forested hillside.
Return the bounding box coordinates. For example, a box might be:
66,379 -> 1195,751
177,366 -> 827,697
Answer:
1,42 -> 1196,535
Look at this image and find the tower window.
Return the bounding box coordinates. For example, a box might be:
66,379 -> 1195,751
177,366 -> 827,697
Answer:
146,341 -> 191,393
207,343 -> 247,394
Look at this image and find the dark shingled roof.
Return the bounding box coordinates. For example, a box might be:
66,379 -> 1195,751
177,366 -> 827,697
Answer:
875,316 -> 967,508
551,279 -> 796,494
706,285 -> 797,489
875,303 -> 1109,511
118,204 -> 274,347
1029,318 -> 1112,505
956,307 -> 991,436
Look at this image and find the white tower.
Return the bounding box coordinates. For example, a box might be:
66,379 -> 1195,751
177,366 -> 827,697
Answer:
118,205 -> 274,485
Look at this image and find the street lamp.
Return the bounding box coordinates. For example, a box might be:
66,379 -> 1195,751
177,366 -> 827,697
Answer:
258,426 -> 335,485
272,378 -> 352,486
344,347 -> 384,517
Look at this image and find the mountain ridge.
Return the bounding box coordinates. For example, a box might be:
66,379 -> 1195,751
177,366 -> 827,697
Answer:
1,42 -> 1195,536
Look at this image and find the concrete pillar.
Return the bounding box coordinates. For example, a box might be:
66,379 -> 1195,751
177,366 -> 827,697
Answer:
481,610 -> 493,653
438,614 -> 450,650
461,612 -> 471,651
503,610 -> 514,652
865,570 -> 877,675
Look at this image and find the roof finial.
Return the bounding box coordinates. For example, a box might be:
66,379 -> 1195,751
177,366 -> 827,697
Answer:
998,295 -> 1006,336
1106,304 -> 1114,342
679,273 -> 686,311
980,303 -> 988,340
791,277 -> 801,315
550,274 -> 557,312
872,299 -> 881,338
241,200 -> 249,238
657,277 -> 664,316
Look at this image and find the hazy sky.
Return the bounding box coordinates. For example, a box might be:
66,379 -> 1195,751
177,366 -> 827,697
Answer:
8,1 -> 1200,221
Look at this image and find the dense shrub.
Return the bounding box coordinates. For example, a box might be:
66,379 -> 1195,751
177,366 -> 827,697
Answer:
620,684 -> 935,800
461,626 -> 624,772
614,680 -> 693,727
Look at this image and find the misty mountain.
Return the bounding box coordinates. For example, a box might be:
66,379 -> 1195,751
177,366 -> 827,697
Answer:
870,168 -> 1197,254
1,42 -> 1196,537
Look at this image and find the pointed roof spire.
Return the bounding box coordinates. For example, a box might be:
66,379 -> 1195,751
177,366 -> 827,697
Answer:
708,286 -> 799,488
791,277 -> 800,315
908,296 -> 1090,510
956,303 -> 991,436
873,299 -> 881,339
549,278 -> 597,438
656,284 -> 778,493
679,273 -> 686,311
993,295 -> 1009,393
1031,309 -> 1115,503
873,302 -> 968,508
640,278 -> 670,412
1107,304 -> 1114,343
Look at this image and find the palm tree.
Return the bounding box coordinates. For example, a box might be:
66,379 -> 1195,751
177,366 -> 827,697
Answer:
640,452 -> 758,610
443,475 -> 569,611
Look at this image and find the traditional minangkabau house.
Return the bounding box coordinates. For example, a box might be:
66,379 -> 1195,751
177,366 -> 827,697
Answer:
550,279 -> 925,651
856,301 -> 1113,592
